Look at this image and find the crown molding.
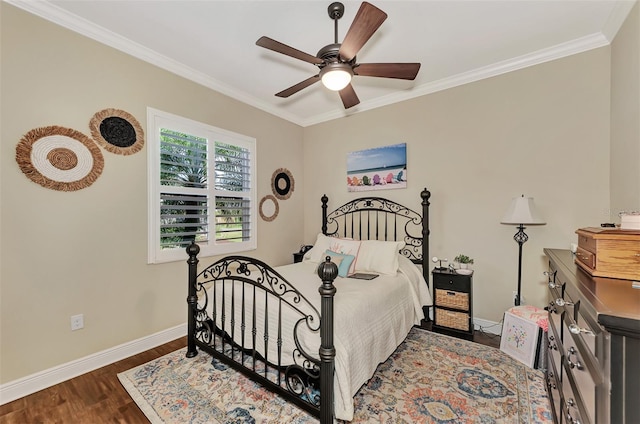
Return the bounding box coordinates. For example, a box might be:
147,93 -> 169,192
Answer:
304,32 -> 611,126
601,0 -> 637,42
4,0 -> 306,126
6,0 -> 622,128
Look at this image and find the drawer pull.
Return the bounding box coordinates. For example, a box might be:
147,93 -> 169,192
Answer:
555,297 -> 574,307
569,323 -> 594,336
544,271 -> 558,288
546,302 -> 557,313
565,404 -> 582,424
565,413 -> 579,424
567,347 -> 584,370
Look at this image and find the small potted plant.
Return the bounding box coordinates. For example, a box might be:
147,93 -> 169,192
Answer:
454,254 -> 474,270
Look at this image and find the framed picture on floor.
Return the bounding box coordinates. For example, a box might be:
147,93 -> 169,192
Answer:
500,310 -> 541,368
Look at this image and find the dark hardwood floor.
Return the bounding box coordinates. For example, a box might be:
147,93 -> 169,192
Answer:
0,329 -> 500,423
0,338 -> 187,424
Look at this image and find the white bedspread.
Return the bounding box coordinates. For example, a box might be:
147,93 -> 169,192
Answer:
203,255 -> 432,421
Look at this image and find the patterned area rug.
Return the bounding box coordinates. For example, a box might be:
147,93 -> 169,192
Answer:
118,327 -> 552,423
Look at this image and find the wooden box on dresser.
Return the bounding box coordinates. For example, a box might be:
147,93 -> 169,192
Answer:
544,248 -> 640,424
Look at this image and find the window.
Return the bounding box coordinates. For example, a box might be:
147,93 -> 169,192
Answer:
148,108 -> 256,263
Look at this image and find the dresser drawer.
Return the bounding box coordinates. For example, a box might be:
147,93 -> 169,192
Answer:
547,316 -> 563,373
546,353 -> 562,424
433,274 -> 470,292
578,231 -> 598,253
435,288 -> 469,310
575,246 -> 595,270
435,308 -> 469,331
563,320 -> 599,424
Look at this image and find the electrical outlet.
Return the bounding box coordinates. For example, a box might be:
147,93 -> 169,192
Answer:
71,314 -> 84,331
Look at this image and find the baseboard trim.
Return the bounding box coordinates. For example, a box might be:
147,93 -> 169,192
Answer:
473,317 -> 503,335
0,323 -> 187,405
1,318 -> 501,405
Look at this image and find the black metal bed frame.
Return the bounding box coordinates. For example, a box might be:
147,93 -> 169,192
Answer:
185,188 -> 430,423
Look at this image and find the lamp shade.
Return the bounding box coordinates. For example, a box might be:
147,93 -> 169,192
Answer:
320,63 -> 353,91
501,195 -> 546,225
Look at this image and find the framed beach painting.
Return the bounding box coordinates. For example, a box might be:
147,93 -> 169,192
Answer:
347,143 -> 406,192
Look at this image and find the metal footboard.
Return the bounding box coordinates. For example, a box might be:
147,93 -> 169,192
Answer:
186,243 -> 337,422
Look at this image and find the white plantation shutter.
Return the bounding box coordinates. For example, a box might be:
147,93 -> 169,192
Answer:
148,108 -> 256,263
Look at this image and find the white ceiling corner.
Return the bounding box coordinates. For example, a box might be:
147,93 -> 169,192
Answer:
6,0 -> 636,127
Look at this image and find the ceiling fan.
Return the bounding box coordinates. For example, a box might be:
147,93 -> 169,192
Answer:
256,1 -> 421,109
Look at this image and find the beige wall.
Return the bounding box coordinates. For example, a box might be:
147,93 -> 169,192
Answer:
611,2 -> 640,214
0,4 -> 304,383
3,0 -> 638,390
303,48 -> 612,323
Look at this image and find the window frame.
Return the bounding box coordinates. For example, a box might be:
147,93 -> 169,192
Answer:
147,107 -> 257,264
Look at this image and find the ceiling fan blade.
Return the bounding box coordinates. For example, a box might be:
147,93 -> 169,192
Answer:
339,84 -> 360,109
275,75 -> 321,98
256,36 -> 323,65
355,63 -> 421,80
339,2 -> 387,62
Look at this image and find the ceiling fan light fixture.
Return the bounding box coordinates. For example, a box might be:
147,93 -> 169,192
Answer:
320,63 -> 353,91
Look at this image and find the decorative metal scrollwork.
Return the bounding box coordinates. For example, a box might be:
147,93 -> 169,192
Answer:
324,196 -> 423,261
189,254 -> 322,409
285,363 -> 320,406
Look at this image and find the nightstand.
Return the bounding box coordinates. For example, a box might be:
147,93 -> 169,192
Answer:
293,252 -> 304,263
432,269 -> 473,340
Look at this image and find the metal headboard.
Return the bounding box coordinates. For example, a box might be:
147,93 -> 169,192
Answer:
321,188 -> 431,282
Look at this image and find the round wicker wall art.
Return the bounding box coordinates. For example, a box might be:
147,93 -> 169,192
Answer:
271,168 -> 294,200
16,126 -> 104,191
259,195 -> 279,222
89,108 -> 144,155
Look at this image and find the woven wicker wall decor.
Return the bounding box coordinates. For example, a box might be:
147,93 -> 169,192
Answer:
89,108 -> 144,155
271,168 -> 294,200
16,125 -> 104,191
259,195 -> 279,222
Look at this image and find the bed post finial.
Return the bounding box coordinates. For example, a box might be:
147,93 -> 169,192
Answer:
421,188 -> 431,287
321,194 -> 329,235
317,257 -> 337,424
186,242 -> 200,358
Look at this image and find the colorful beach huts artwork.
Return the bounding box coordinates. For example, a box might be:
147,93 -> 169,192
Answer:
347,143 -> 407,192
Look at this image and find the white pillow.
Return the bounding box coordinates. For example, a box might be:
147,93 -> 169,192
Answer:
354,240 -> 405,275
304,233 -> 361,274
303,233 -> 332,262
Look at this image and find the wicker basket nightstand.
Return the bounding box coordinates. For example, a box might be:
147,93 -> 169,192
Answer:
432,269 -> 473,340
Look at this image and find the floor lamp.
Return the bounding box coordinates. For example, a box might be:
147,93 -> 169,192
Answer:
501,195 -> 546,306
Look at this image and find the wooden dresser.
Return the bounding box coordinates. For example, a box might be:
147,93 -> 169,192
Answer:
544,249 -> 640,424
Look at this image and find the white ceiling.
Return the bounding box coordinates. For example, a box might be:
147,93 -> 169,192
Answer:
8,0 -> 636,126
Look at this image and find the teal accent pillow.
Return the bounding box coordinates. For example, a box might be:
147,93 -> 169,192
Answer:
324,250 -> 356,277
